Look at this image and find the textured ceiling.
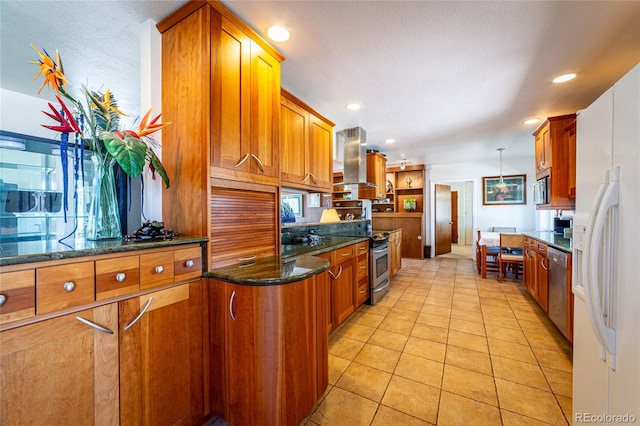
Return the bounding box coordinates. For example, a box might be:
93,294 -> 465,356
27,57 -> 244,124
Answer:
2,1 -> 639,167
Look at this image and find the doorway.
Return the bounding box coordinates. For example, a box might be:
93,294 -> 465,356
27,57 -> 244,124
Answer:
432,180 -> 474,257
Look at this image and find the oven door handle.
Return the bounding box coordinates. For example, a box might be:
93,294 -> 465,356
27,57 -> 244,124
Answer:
373,246 -> 389,254
372,278 -> 390,293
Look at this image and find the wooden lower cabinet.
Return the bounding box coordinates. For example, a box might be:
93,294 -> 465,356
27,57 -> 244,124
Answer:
0,281 -> 204,426
372,214 -> 423,258
389,230 -> 402,277
208,275 -> 327,426
523,237 -> 550,312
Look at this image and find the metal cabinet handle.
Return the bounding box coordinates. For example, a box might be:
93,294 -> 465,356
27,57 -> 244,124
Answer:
334,265 -> 343,279
229,290 -> 237,321
395,240 -> 400,246
185,260 -> 194,268
0,294 -> 6,306
251,154 -> 265,172
76,316 -> 114,334
417,235 -> 422,240
234,153 -> 250,168
309,173 -> 317,184
124,297 -> 153,331
63,281 -> 75,292
116,273 -> 126,282
239,256 -> 257,263
155,265 -> 164,274
359,289 -> 366,294
301,173 -> 310,183
341,252 -> 350,257
541,258 -> 549,271
327,269 -> 336,279
359,246 -> 367,251
360,265 -> 366,270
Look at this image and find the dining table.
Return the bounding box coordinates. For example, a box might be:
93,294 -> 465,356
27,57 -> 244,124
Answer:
478,232 -> 500,279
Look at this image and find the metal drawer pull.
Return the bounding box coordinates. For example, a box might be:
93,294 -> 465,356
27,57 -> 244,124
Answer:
229,290 -> 237,321
185,260 -> 194,268
360,265 -> 366,269
124,297 -> 153,331
341,252 -> 350,257
155,265 -> 164,274
76,316 -> 114,334
116,273 -> 126,282
0,294 -> 6,306
251,154 -> 265,172
63,281 -> 75,292
359,246 -> 367,251
234,153 -> 250,168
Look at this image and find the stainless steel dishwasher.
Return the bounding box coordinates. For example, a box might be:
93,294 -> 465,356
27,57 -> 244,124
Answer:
547,247 -> 569,338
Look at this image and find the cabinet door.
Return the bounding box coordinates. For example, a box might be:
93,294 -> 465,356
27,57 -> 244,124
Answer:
392,231 -> 402,276
250,41 -> 280,179
212,17 -> 252,173
537,252 -> 549,313
1,304 -> 119,425
280,96 -> 309,185
331,258 -> 355,326
398,216 -> 424,259
308,114 -> 333,191
535,124 -> 551,174
119,281 -> 204,426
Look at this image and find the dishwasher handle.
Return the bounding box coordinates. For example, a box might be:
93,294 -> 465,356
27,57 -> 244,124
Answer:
547,247 -> 567,269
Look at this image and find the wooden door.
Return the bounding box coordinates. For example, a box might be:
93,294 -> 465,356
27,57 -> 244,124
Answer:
1,305 -> 119,425
399,216 -> 423,259
308,114 -> 333,191
213,17 -> 251,173
451,191 -> 459,244
280,96 -> 308,185
250,40 -> 280,179
119,281 -> 204,426
434,184 -> 452,256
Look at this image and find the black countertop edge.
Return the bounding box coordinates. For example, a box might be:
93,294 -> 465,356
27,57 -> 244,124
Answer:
0,236 -> 209,267
522,231 -> 572,253
281,236 -> 369,259
205,255 -> 330,286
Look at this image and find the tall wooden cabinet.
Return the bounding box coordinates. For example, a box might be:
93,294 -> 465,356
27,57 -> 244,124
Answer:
280,89 -> 334,192
359,152 -> 387,200
532,114 -> 576,210
158,2 -> 284,271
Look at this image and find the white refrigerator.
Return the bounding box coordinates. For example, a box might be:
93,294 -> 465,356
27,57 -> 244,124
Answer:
572,62 -> 639,424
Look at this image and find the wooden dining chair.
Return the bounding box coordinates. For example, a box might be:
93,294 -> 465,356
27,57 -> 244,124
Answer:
476,230 -> 500,275
498,233 -> 524,282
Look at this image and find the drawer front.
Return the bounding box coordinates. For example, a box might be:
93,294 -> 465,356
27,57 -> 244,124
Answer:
140,251 -> 175,290
174,247 -> 203,282
355,241 -> 369,257
36,262 -> 95,314
536,242 -> 548,256
95,256 -> 140,301
356,254 -> 368,281
335,245 -> 355,263
356,277 -> 369,306
0,270 -> 36,324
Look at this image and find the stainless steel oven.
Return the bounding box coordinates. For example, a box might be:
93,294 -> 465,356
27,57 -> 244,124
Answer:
369,232 -> 390,305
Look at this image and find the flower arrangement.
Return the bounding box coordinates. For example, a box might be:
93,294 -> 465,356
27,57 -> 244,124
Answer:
30,45 -> 170,239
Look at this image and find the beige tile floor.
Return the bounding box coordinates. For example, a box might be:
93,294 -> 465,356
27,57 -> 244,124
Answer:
303,257 -> 573,426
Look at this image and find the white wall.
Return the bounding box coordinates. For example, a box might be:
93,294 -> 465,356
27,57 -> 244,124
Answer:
0,88 -> 52,137
428,155 -> 537,250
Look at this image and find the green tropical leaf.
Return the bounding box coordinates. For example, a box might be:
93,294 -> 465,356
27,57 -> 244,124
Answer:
100,131 -> 147,177
149,149 -> 170,189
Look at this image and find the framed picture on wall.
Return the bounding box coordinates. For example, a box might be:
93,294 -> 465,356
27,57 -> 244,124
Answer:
281,194 -> 303,217
482,174 -> 526,205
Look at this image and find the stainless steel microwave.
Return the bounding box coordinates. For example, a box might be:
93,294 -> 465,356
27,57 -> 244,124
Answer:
533,176 -> 548,205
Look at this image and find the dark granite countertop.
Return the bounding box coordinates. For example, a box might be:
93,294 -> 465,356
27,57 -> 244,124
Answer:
205,255 -> 330,285
523,231 -> 572,252
280,235 -> 368,259
0,236 -> 209,267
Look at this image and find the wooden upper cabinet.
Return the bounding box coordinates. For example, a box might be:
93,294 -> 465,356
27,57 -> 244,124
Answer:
280,89 -> 334,192
359,152 -> 387,199
532,114 -> 576,210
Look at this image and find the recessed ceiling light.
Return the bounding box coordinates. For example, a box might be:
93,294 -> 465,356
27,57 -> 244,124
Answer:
385,139 -> 395,144
553,73 -> 576,83
523,118 -> 540,125
267,26 -> 289,42
345,103 -> 360,111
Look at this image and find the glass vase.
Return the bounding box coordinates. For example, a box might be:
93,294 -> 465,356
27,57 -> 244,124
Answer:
86,155 -> 122,240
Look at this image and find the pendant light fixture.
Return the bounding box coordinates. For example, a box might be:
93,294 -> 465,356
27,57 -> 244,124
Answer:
496,147 -> 506,188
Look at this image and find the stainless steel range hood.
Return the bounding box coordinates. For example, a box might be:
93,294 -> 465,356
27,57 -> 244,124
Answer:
335,126 -> 376,188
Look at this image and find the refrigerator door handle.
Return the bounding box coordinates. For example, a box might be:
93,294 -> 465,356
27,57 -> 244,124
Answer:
582,170 -> 610,352
588,166 -> 619,369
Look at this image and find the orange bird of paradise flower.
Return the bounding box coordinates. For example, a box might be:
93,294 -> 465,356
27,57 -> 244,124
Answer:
29,44 -> 67,95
